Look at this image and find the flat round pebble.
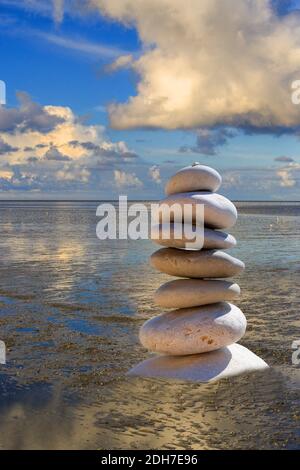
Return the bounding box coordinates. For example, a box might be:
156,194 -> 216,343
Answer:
165,164 -> 222,195
151,248 -> 245,278
154,279 -> 240,309
157,192 -> 238,229
151,223 -> 236,250
139,302 -> 247,356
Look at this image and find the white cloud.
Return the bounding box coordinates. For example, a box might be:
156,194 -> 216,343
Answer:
219,165 -> 300,196
104,54 -> 134,72
114,169 -> 143,188
222,172 -> 242,190
36,31 -> 127,58
148,165 -> 161,184
277,162 -> 300,187
90,0 -> 300,132
53,0 -> 64,23
56,165 -> 90,183
277,169 -> 296,187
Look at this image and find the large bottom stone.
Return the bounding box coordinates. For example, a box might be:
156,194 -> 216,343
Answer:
127,344 -> 269,383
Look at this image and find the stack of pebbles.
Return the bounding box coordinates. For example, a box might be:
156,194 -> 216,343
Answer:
129,164 -> 268,382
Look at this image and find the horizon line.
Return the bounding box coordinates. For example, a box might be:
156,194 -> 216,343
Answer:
0,199 -> 299,203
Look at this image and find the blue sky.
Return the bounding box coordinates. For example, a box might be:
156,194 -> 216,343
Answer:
0,0 -> 300,199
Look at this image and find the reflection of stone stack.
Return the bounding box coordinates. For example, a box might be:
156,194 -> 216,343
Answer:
129,164 -> 268,382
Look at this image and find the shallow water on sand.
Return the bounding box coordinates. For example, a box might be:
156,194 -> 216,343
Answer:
0,201 -> 299,449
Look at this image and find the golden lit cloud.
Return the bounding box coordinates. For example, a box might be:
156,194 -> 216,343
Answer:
0,93 -> 143,193
91,0 -> 300,131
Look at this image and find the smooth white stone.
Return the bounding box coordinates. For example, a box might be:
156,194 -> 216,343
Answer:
155,279 -> 240,309
158,192 -> 237,229
151,248 -> 245,278
152,223 -> 236,250
140,302 -> 247,356
165,164 -> 222,195
127,344 -> 269,383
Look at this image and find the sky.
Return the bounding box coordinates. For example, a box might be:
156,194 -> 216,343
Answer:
0,0 -> 300,200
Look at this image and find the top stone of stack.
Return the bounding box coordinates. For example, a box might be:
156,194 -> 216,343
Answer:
165,163 -> 222,196
160,162 -> 236,230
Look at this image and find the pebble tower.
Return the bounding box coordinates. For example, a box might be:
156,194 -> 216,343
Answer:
129,164 -> 268,382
